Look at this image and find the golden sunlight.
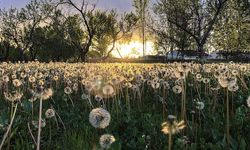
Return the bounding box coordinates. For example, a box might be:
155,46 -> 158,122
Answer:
112,41 -> 155,58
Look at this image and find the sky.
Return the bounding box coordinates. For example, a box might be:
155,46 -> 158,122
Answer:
0,0 -> 134,13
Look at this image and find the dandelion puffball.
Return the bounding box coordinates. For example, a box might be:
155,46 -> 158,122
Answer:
89,108 -> 111,129
41,88 -> 53,100
196,101 -> 205,110
173,85 -> 182,94
247,96 -> 250,108
99,134 -> 116,149
102,85 -> 115,96
45,109 -> 55,118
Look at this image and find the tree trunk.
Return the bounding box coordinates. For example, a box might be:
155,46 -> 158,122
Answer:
19,48 -> 25,61
81,50 -> 88,62
171,47 -> 174,60
80,35 -> 93,62
29,47 -> 37,61
197,44 -> 204,60
0,43 -> 10,61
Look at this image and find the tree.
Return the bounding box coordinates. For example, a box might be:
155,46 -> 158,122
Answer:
211,0 -> 250,53
151,0 -> 194,59
97,11 -> 138,59
60,0 -> 138,61
33,9 -> 78,61
154,0 -> 229,59
0,0 -> 54,61
133,0 -> 149,56
0,38 -> 11,61
59,0 -> 101,62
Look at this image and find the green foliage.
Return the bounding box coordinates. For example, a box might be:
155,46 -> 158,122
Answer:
212,0 -> 250,52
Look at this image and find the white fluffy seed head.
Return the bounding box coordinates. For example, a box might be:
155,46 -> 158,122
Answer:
196,101 -> 205,110
247,96 -> 250,108
99,134 -> 116,149
45,109 -> 55,118
89,108 -> 111,129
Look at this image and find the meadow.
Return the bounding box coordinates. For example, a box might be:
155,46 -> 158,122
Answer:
0,61 -> 250,150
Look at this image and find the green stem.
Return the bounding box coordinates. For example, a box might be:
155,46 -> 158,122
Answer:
0,103 -> 18,149
49,120 -> 51,146
168,131 -> 172,150
7,103 -> 14,150
126,87 -> 130,113
226,89 -> 230,146
36,98 -> 43,150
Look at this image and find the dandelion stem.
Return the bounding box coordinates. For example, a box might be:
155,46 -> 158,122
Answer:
191,114 -> 195,141
28,122 -> 37,146
0,103 -> 18,150
49,120 -> 51,146
68,95 -> 75,107
168,130 -> 172,150
7,103 -> 14,150
32,101 -> 34,121
36,98 -> 43,150
54,109 -> 66,130
226,89 -> 230,146
126,87 -> 130,113
239,76 -> 248,90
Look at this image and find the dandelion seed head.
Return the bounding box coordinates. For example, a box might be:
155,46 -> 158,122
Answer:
196,74 -> 202,80
38,80 -> 44,86
202,78 -> 210,84
29,76 -> 36,83
218,77 -> 229,88
196,101 -> 205,110
41,88 -> 53,100
232,70 -> 239,76
89,108 -> 111,129
247,96 -> 250,108
32,119 -> 46,128
95,94 -> 103,102
12,79 -> 22,87
151,82 -> 160,89
228,84 -> 239,92
35,72 -> 43,79
4,91 -> 23,102
81,93 -> 89,100
173,85 -> 182,94
20,72 -> 27,78
64,87 -> 72,94
99,134 -> 116,149
45,109 -> 55,118
53,75 -> 59,81
11,74 -> 17,79
2,75 -> 9,82
102,85 -> 115,96
240,65 -> 247,72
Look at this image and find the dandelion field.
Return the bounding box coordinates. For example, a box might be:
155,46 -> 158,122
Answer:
0,61 -> 250,150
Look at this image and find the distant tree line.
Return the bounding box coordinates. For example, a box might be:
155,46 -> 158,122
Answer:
151,0 -> 250,59
0,0 -> 249,62
0,0 -> 138,62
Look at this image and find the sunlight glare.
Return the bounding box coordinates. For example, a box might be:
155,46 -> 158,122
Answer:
112,41 -> 155,58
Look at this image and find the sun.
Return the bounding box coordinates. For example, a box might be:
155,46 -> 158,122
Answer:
112,41 -> 155,58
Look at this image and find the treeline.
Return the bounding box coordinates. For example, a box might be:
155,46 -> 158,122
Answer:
151,0 -> 250,57
0,0 -> 138,62
0,0 -> 249,62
